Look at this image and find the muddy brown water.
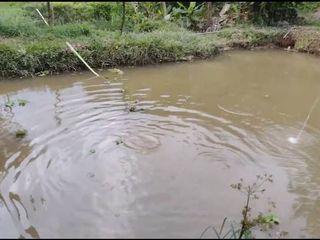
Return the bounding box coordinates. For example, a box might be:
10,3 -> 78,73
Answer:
1,50 -> 320,238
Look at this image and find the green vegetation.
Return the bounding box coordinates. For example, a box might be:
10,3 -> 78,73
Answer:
0,2 -> 319,78
200,174 -> 287,239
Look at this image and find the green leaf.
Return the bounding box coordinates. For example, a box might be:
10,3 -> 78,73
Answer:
177,2 -> 187,10
189,2 -> 196,10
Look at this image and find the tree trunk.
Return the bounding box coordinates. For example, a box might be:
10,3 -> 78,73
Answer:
161,2 -> 167,19
206,2 -> 213,25
120,2 -> 126,35
47,2 -> 54,25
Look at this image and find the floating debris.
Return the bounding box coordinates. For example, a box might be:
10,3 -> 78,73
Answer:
108,68 -> 124,75
129,105 -> 136,112
17,99 -> 28,106
87,172 -> 95,178
15,129 -> 27,138
127,100 -> 144,112
128,105 -> 144,112
116,138 -> 124,145
36,70 -> 49,77
89,149 -> 96,154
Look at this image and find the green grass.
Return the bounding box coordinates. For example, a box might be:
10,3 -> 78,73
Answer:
0,26 -> 285,78
0,3 -> 286,78
0,2 -> 319,78
297,2 -> 320,14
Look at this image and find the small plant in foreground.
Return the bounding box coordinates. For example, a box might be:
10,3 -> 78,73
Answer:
200,174 -> 283,239
231,174 -> 275,238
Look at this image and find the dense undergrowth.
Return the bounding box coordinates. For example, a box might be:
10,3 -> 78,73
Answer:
0,2 -> 319,78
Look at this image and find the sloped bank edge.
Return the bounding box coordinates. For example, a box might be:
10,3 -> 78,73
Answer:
0,27 -> 319,79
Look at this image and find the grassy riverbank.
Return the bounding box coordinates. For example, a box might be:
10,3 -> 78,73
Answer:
0,2 -> 320,78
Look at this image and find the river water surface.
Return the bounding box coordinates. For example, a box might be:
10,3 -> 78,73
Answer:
1,50 -> 320,238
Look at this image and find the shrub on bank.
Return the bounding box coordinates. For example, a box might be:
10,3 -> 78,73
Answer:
0,30 -> 221,77
3,26 -> 320,78
23,2 -> 137,31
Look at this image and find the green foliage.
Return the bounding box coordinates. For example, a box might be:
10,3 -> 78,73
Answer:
242,2 -> 300,26
134,20 -> 183,33
23,2 -> 139,33
49,23 -> 92,38
215,26 -> 282,47
171,2 -> 205,30
0,16 -> 40,38
1,2 -> 318,78
0,25 -> 288,78
90,2 -> 113,21
0,44 -> 23,77
136,2 -> 164,20
297,2 -> 320,13
135,20 -> 161,32
201,174 -> 281,239
25,2 -> 113,24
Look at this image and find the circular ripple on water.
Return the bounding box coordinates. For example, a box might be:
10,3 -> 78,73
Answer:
123,134 -> 160,154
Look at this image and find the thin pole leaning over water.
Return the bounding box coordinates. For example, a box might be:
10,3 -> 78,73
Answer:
289,96 -> 320,144
65,42 -> 100,77
35,8 -> 100,78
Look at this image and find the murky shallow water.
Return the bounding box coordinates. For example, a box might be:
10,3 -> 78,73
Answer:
1,50 -> 320,238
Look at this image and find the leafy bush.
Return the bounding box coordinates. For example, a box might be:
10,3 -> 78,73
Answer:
242,2 -> 300,26
171,2 -> 205,30
49,23 -> 92,38
24,2 -> 113,24
0,27 -> 291,78
0,17 -> 40,38
134,20 -> 162,32
0,44 -> 21,76
90,3 -> 112,21
297,2 -> 320,13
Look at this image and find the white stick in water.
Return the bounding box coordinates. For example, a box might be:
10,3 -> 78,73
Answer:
35,9 -> 101,77
288,96 -> 320,144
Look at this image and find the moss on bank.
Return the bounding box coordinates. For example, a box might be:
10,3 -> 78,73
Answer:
0,25 -> 319,78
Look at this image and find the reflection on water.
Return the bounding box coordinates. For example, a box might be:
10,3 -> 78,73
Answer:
0,50 -> 320,237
